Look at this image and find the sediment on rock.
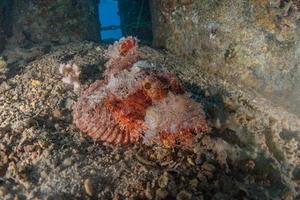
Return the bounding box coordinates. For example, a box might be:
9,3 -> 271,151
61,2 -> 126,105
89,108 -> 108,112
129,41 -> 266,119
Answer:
150,0 -> 300,117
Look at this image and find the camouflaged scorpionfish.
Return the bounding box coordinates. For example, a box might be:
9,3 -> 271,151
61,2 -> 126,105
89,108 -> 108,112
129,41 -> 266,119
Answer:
73,37 -> 209,148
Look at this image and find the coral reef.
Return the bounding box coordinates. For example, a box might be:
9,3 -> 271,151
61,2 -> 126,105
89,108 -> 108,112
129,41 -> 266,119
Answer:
73,37 -> 209,147
59,63 -> 81,92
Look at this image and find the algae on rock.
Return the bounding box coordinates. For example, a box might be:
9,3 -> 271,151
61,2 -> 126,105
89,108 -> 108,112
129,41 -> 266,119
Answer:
150,0 -> 300,116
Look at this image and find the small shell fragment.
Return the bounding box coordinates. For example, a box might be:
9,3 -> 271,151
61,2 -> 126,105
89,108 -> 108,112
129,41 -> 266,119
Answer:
84,178 -> 94,196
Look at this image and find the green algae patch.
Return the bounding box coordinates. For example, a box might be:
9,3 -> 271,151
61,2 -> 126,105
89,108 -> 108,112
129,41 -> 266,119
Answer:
0,57 -> 7,73
265,128 -> 285,162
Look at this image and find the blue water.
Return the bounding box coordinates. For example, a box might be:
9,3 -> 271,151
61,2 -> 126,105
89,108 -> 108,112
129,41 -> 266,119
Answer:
99,0 -> 123,40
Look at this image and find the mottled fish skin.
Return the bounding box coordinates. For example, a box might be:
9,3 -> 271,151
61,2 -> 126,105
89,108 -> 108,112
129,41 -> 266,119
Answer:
113,129 -> 124,144
100,124 -> 116,141
106,126 -> 119,143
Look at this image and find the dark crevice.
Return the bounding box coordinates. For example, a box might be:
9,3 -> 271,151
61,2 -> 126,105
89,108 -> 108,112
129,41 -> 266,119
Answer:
4,62 -> 24,79
0,0 -> 14,52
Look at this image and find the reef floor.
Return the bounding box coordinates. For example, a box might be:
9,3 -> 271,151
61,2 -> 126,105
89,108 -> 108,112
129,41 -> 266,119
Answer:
0,42 -> 300,199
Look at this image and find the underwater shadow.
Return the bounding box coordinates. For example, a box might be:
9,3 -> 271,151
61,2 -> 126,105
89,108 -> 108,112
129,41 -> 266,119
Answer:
183,81 -> 231,123
182,81 -> 250,148
80,63 -> 104,85
4,62 -> 24,80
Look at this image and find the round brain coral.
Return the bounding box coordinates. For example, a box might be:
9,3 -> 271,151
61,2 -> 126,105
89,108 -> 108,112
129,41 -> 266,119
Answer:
73,37 -> 209,148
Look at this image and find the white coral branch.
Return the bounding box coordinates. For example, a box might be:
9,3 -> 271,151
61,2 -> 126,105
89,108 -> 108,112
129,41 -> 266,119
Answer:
59,63 -> 81,92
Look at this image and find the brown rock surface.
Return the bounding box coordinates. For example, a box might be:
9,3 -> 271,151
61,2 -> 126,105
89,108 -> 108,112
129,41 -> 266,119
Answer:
150,0 -> 300,117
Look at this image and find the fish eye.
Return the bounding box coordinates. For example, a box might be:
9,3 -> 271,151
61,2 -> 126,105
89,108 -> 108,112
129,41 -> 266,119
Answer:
144,82 -> 151,90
